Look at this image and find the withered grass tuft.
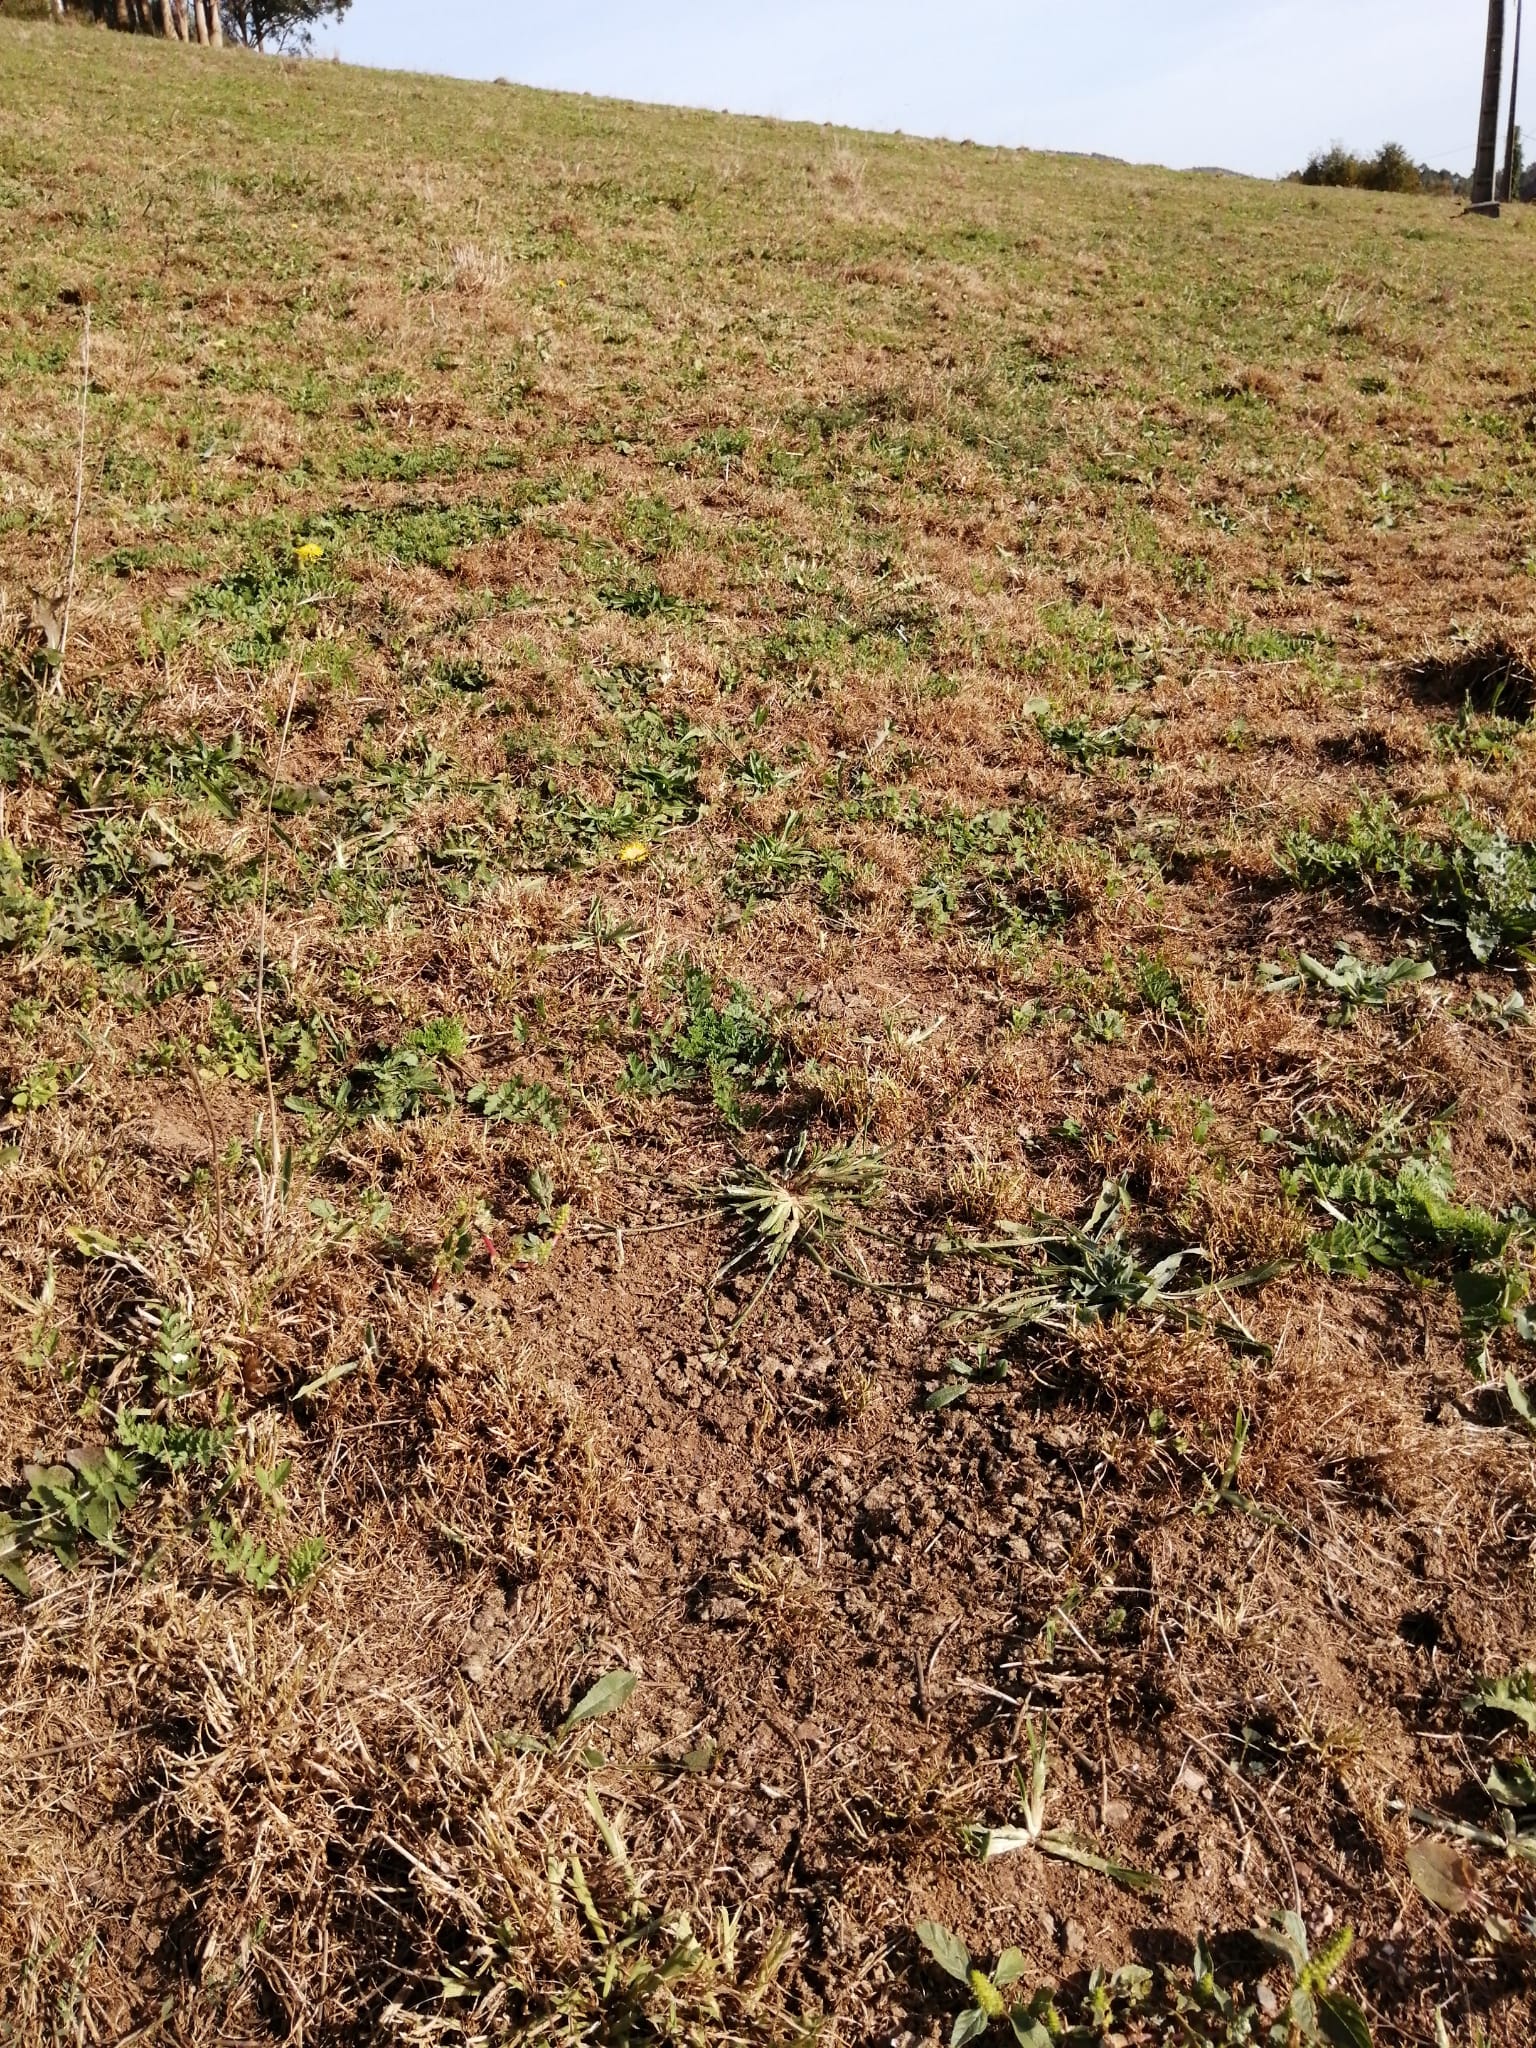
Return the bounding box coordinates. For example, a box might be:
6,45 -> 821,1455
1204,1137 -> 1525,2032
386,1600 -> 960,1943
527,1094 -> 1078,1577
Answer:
3,16 -> 1536,2045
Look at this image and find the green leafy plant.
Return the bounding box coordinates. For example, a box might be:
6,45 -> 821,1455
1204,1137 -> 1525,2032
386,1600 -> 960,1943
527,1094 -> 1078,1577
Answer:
925,1342 -> 1010,1410
1278,799 -> 1422,894
466,1076 -> 565,1131
1035,710 -> 1151,769
617,709 -> 704,825
1260,949 -> 1433,1023
917,1915 -> 1372,2047
732,749 -> 797,796
1465,1669 -> 1536,1734
208,1516 -> 284,1592
1134,953 -> 1196,1027
116,1402 -> 236,1476
6,1059 -> 67,1113
625,964 -> 787,1122
1278,807 -> 1536,968
1434,703 -> 1526,766
714,1135 -> 883,1315
1283,1113 -> 1534,1373
559,1668 -> 639,1737
208,1517 -> 324,1596
1429,820 -> 1536,966
945,1180 -> 1279,1354
727,814 -> 850,905
441,1777 -> 805,2042
1395,1674 -> 1536,1899
913,805 -> 1069,954
328,1022 -> 463,1124
0,1447 -> 140,1597
914,1921 -> 1034,2046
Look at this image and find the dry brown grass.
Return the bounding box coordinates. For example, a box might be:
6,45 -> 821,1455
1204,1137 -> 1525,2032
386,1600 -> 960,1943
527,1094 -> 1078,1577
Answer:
2,16 -> 1536,2047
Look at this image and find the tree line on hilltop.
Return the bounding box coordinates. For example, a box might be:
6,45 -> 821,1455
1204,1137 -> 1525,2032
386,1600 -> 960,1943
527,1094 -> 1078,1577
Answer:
29,0 -> 348,46
1294,137 -> 1533,201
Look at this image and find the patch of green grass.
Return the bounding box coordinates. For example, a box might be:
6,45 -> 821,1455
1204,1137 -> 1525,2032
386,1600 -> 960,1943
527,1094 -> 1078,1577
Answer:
913,805 -> 1072,952
625,964 -> 787,1123
184,543 -> 341,666
1281,1111 -> 1535,1373
1035,709 -> 1152,770
1278,798 -> 1422,893
728,814 -> 852,906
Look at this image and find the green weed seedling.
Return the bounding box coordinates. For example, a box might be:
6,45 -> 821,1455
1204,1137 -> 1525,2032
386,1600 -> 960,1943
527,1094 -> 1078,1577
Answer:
916,1913 -> 1371,2047
1134,952 -> 1196,1028
732,748 -> 798,797
207,1517 -> 284,1592
1434,702 -> 1526,767
501,1668 -> 640,1763
914,1921 -> 1037,2046
442,1750 -> 805,2042
728,814 -> 851,906
961,1714 -> 1159,1895
466,1076 -> 565,1132
1278,800 -> 1422,895
912,805 -> 1070,956
713,1135 -> 883,1325
716,1136 -> 882,1280
186,544 -> 340,668
1465,1668 -> 1536,1734
617,709 -> 704,825
326,1020 -> 463,1124
116,1404 -> 236,1479
1279,807 -> 1536,968
925,1342 -> 1010,1410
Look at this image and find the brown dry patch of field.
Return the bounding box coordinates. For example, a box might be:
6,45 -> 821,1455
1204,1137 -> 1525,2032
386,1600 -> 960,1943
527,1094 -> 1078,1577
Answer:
2,18 -> 1536,2048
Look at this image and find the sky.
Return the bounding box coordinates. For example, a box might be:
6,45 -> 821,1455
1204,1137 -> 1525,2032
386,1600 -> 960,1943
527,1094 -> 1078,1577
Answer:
311,2 -> 1497,182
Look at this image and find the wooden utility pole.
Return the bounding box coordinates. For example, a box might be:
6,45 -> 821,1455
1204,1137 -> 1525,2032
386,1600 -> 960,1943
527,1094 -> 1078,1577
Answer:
1474,0 -> 1507,206
1504,0 -> 1525,200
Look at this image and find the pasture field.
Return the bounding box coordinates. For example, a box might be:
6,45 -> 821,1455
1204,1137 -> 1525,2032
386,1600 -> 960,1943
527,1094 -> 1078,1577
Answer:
3,17 -> 1536,2045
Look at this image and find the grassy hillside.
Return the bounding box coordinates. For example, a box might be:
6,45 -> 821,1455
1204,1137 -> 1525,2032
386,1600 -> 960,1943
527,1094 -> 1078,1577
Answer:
3,17 -> 1536,2045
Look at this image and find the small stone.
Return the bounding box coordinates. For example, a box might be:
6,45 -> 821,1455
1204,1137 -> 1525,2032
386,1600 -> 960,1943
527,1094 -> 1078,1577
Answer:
1064,1919 -> 1086,1958
1102,1798 -> 1131,1828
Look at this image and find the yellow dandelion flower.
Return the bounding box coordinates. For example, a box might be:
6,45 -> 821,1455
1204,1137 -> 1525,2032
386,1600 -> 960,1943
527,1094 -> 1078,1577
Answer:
616,839 -> 650,864
294,541 -> 325,564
